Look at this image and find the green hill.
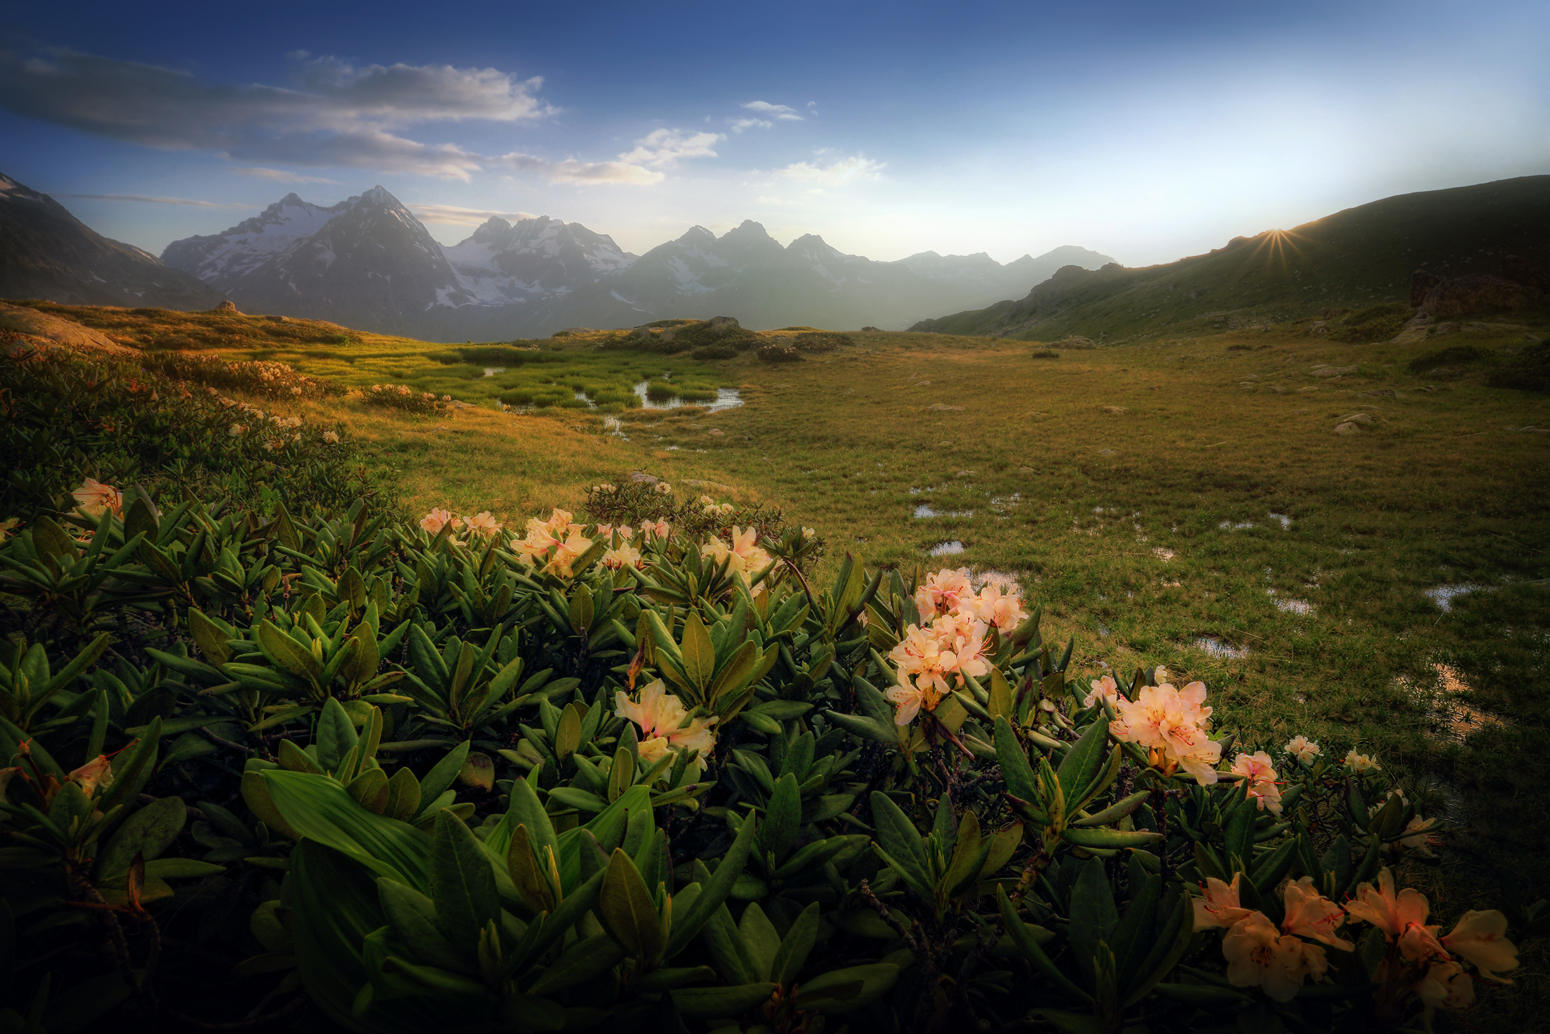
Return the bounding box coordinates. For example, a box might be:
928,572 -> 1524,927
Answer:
910,175 -> 1550,342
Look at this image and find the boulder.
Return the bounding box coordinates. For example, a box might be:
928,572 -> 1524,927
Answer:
705,316 -> 740,329
1503,255 -> 1550,293
215,299 -> 239,313
1411,269 -> 1537,318
1340,413 -> 1374,425
1333,422 -> 1360,435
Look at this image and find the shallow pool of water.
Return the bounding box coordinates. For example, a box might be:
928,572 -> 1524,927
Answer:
483,367 -> 504,377
929,541 -> 965,556
914,505 -> 973,519
1195,636 -> 1249,659
632,380 -> 744,411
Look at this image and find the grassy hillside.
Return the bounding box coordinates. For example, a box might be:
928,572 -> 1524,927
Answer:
7,303 -> 1550,1026
912,175 -> 1550,342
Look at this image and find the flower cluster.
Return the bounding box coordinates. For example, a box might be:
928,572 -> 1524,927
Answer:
71,478 -> 123,519
1196,869 -> 1517,1016
364,384 -> 446,414
699,494 -> 736,518
701,527 -> 773,595
1109,679 -> 1223,784
614,679 -> 717,773
885,568 -> 1029,726
510,508 -> 594,578
418,507 -> 505,546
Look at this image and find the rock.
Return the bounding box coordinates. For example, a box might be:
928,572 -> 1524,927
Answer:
1098,448 -> 1117,456
927,403 -> 965,411
705,316 -> 740,329
861,325 -> 879,332
1102,405 -> 1129,414
1433,322 -> 1458,335
1270,385 -> 1286,393
1311,365 -> 1357,378
1340,413 -> 1374,425
707,428 -> 724,436
1390,325 -> 1431,344
1062,336 -> 1097,349
1309,321 -> 1329,336
215,299 -> 239,313
1362,389 -> 1397,397
263,314 -> 287,323
1333,422 -> 1360,435
1412,268 -> 1538,318
1320,307 -> 1349,319
1503,255 -> 1550,293
0,302 -> 134,356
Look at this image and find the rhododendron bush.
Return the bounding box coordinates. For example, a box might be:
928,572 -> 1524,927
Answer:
1,340 -> 1542,1032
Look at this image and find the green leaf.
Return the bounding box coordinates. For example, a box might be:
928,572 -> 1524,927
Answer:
257,619 -> 321,684
771,901 -> 820,986
670,982 -> 777,1019
1055,717 -> 1109,801
665,810 -> 757,958
869,792 -> 932,903
738,902 -> 782,982
526,934 -> 625,996
680,613 -> 716,694
600,848 -> 663,965
994,717 -> 1042,814
999,885 -> 1092,1004
98,796 -> 185,877
1060,827 -> 1164,850
1066,859 -> 1118,988
429,810 -> 499,955
793,963 -> 900,1015
416,741 -> 470,817
761,772 -> 801,862
317,697 -> 358,773
264,770 -> 429,887
701,904 -> 757,985
377,877 -> 467,972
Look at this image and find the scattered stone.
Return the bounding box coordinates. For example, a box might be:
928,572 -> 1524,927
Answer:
1333,422 -> 1360,435
1411,266 -> 1540,318
1390,325 -> 1431,344
927,403 -> 964,411
1320,307 -> 1349,319
1102,405 -> 1129,414
1362,389 -> 1397,397
215,299 -> 238,313
1270,385 -> 1286,393
263,314 -> 287,323
1311,365 -> 1358,378
1098,448 -> 1116,456
1340,413 -> 1374,425
1309,321 -> 1329,336
861,325 -> 880,332
1298,386 -> 1320,393
707,428 -> 723,436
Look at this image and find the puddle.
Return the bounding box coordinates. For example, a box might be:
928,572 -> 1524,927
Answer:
1400,663 -> 1508,742
914,505 -> 973,519
929,541 -> 965,556
483,367 -> 505,377
1424,584 -> 1485,612
603,415 -> 628,439
1195,637 -> 1249,659
1268,512 -> 1292,530
632,380 -> 744,412
1218,520 -> 1256,531
1267,590 -> 1313,615
971,569 -> 1020,591
1152,547 -> 1175,561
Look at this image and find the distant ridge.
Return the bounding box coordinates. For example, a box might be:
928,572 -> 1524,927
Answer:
159,189 -> 1115,340
909,176 -> 1550,341
0,171 -> 225,310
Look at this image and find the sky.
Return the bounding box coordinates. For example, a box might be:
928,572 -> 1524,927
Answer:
1,0 -> 1546,266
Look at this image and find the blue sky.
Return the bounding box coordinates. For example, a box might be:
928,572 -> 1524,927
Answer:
2,0 -> 1546,265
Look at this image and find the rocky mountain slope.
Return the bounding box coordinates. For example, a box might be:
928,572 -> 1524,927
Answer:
910,176 -> 1550,342
161,187 -> 1112,339
0,172 -> 226,310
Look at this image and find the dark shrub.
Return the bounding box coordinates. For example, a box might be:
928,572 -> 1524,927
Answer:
758,344 -> 803,363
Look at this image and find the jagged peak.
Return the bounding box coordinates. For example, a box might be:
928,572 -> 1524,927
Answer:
722,219 -> 772,239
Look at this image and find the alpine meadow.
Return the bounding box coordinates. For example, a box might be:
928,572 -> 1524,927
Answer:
1,4 -> 1549,1034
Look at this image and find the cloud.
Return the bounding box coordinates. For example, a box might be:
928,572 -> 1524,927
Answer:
492,152 -> 664,185
618,128 -> 723,167
0,43 -> 665,184
730,117 -> 772,133
229,167 -> 339,184
409,202 -> 539,226
742,100 -> 803,121
53,193 -> 253,208
776,155 -> 885,185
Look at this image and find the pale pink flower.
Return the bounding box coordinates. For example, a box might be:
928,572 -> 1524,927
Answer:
1442,910 -> 1519,983
322,430 -> 340,444
71,478 -> 122,518
463,511 -> 503,539
1396,814 -> 1440,857
1345,868 -> 1444,961
914,568 -> 973,621
544,533 -> 594,578
1284,735 -> 1321,765
885,678 -> 932,726
963,581 -> 1028,631
544,508 -> 574,532
1222,912 -> 1328,1002
67,755 -> 115,796
614,679 -> 717,773
1344,749 -> 1379,772
1417,960 -> 1475,1013
1193,874 -> 1252,931
229,423 -> 246,436
1280,878 -> 1353,950
420,508 -> 454,535
1230,751 -> 1283,814
1111,681 -> 1222,784
1083,675 -> 1123,709
601,544 -> 644,570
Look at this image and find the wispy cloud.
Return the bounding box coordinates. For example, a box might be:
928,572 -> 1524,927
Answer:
618,128 -> 723,167
776,155 -> 884,185
730,117 -> 772,133
410,202 -> 539,226
742,100 -> 803,121
0,44 -> 660,185
229,167 -> 339,184
54,193 -> 253,208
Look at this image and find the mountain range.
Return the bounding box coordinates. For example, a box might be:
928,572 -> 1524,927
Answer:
156,186 -> 1114,340
0,173 -> 225,310
910,175 -> 1550,342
